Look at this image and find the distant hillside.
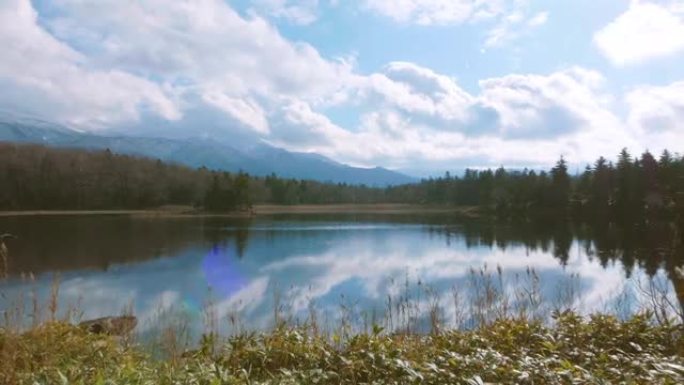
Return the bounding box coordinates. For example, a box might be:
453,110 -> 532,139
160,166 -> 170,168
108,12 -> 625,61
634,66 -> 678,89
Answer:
0,118 -> 415,186
0,142 -> 395,210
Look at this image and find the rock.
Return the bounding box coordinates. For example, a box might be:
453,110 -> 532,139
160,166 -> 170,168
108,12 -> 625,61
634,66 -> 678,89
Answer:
79,316 -> 137,336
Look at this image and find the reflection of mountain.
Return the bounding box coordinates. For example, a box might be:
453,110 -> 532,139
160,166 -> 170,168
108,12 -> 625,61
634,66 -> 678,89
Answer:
0,119 -> 415,186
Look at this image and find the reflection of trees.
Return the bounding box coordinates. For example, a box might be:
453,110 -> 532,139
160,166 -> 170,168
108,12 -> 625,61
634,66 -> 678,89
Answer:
0,216 -> 256,275
454,216 -> 684,317
669,218 -> 684,318
459,218 -> 572,263
235,228 -> 249,259
0,216 -> 207,274
4,212 -> 684,317
672,270 -> 684,321
202,217 -> 252,259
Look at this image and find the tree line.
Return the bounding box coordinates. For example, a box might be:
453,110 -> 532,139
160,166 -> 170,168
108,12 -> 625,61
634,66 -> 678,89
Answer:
0,143 -> 383,211
393,148 -> 684,219
1,142 -> 683,217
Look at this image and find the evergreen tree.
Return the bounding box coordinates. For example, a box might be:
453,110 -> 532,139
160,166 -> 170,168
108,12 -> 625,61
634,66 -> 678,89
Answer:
549,156 -> 571,209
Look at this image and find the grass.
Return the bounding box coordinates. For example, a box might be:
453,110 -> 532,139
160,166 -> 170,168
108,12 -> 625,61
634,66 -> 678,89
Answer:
0,268 -> 683,384
0,204 -> 481,218
0,312 -> 682,384
253,204 -> 480,216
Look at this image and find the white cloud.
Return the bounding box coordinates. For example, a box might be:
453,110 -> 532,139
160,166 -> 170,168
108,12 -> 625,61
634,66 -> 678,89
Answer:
51,0 -> 352,98
527,11 -> 548,27
270,99 -> 353,147
201,89 -> 270,134
484,12 -> 548,48
484,4 -> 548,48
364,65 -> 616,142
250,0 -> 320,25
363,0 -> 503,25
269,63 -> 629,172
625,81 -> 684,134
594,1 -> 684,66
364,0 -> 547,48
26,0 -> 353,133
0,0 -> 180,129
478,67 -> 614,139
361,63 -> 474,127
1,0 -> 682,174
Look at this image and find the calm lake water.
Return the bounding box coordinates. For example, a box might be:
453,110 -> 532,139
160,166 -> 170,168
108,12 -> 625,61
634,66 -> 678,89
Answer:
1,214 -> 683,336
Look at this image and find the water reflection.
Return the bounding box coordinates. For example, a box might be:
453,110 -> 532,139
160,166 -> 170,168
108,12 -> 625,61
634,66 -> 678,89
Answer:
0,215 -> 209,273
0,214 -> 682,335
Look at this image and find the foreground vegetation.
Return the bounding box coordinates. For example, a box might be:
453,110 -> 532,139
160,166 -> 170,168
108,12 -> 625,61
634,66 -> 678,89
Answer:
0,312 -> 682,384
1,260 -> 682,383
1,250 -> 683,384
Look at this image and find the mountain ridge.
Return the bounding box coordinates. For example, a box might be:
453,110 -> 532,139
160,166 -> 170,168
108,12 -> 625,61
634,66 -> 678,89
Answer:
0,119 -> 415,186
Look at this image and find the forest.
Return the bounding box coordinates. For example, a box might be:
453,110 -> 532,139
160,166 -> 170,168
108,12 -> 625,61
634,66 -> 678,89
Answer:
0,143 -> 385,210
398,149 -> 684,218
1,142 -> 683,217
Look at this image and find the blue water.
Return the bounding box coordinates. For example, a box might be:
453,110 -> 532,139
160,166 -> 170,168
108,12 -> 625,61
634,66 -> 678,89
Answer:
0,215 -> 681,336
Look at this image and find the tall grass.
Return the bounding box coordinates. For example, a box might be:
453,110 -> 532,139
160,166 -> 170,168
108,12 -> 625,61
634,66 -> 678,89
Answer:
1,257 -> 683,383
1,309 -> 682,384
1,264 -> 682,339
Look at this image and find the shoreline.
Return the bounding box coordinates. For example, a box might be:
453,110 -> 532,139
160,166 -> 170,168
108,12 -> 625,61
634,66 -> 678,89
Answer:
0,204 -> 480,218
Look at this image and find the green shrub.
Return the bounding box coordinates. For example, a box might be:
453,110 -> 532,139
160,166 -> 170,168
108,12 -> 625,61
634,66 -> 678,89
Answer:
1,312 -> 682,384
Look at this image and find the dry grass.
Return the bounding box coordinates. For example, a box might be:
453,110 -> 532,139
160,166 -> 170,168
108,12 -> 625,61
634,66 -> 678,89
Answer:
0,204 -> 480,218
253,204 -> 480,216
1,243 -> 683,383
0,312 -> 682,384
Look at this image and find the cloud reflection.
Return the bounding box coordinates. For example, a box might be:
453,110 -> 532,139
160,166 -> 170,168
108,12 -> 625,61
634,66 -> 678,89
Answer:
0,217 -> 680,334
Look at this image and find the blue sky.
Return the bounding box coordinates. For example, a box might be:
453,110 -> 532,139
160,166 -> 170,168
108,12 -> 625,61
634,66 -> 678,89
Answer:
1,0 -> 684,176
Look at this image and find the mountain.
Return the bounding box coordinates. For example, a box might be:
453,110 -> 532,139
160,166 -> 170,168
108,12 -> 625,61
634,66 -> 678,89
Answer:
0,118 -> 415,186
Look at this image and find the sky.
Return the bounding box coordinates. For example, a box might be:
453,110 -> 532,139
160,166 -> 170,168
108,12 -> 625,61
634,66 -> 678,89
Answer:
1,0 -> 684,176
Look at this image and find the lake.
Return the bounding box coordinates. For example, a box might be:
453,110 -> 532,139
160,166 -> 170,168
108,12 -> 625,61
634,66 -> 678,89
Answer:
1,213 -> 683,337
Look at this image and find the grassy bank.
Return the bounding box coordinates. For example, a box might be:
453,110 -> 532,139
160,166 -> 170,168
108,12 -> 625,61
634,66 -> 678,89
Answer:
0,204 -> 480,218
1,312 -> 682,384
254,204 -> 479,216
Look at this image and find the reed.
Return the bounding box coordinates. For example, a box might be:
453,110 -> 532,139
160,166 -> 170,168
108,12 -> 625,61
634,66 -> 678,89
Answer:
1,264 -> 683,384
1,310 -> 682,384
